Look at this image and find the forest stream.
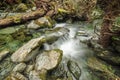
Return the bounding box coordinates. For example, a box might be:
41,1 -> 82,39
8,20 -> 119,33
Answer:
44,23 -> 94,80
0,0 -> 120,80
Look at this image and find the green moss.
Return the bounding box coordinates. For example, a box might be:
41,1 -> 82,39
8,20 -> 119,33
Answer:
111,17 -> 120,32
39,69 -> 47,80
58,8 -> 69,13
16,3 -> 28,11
112,36 -> 120,41
87,57 -> 120,80
114,17 -> 120,26
6,40 -> 23,53
54,49 -> 63,54
13,15 -> 21,23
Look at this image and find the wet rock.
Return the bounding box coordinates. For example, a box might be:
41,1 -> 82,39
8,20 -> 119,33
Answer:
77,30 -> 88,36
27,17 -> 55,29
0,56 -> 15,80
45,27 -> 69,35
35,49 -> 63,71
29,69 -> 47,80
67,60 -> 81,80
13,63 -> 26,72
5,72 -> 28,80
44,27 -> 69,44
11,37 -> 45,62
0,50 -> 9,61
49,61 -> 73,80
87,57 -> 120,80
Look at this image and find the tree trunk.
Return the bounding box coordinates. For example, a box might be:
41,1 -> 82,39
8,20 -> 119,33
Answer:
0,9 -> 45,28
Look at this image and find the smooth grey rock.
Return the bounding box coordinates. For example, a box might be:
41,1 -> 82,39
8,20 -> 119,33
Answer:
11,37 -> 45,62
0,50 -> 9,61
67,60 -> 81,80
35,49 -> 63,70
13,63 -> 26,72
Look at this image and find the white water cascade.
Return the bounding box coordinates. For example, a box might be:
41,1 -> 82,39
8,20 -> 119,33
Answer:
44,23 -> 95,80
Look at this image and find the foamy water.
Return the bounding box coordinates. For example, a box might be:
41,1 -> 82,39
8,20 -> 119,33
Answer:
44,23 -> 94,80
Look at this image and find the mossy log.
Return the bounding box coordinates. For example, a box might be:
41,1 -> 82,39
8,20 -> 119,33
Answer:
0,9 -> 45,27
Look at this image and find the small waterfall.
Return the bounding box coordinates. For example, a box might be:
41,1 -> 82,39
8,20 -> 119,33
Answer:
44,23 -> 94,80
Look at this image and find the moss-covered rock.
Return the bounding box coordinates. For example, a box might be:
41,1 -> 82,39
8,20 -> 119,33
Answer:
112,36 -> 120,53
87,57 -> 120,80
96,50 -> 120,65
67,60 -> 81,80
48,61 -> 73,80
27,16 -> 55,29
0,56 -> 15,80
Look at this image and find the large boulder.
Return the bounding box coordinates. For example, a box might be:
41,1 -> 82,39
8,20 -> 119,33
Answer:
35,49 -> 63,71
11,37 -> 46,62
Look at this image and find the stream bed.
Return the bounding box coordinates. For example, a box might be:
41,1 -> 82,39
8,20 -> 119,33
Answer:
44,23 -> 96,80
0,19 -> 119,80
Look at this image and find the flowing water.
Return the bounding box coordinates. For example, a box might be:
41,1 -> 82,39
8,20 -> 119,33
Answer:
44,23 -> 98,80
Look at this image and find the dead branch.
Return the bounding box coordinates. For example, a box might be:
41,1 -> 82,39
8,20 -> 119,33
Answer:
0,9 -> 45,27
